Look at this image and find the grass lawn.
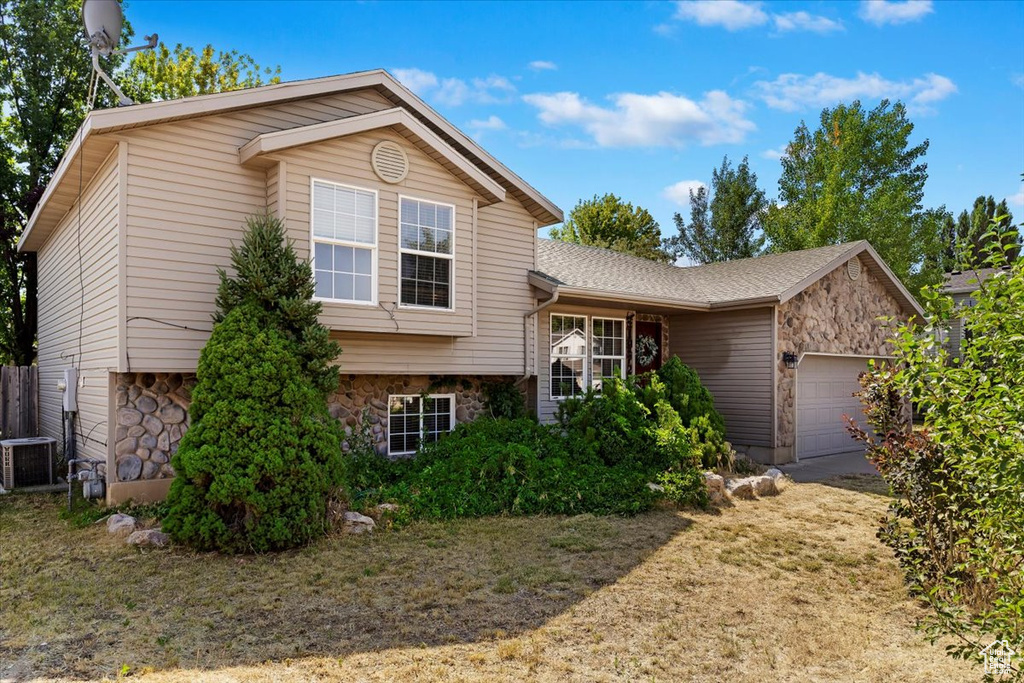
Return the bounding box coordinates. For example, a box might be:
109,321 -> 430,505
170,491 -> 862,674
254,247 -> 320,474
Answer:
0,475 -> 973,682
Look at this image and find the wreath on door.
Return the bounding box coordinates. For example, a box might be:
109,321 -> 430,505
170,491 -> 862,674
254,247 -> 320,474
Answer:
636,334 -> 659,367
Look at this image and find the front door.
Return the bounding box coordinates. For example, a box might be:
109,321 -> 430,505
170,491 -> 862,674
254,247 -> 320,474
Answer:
634,321 -> 663,374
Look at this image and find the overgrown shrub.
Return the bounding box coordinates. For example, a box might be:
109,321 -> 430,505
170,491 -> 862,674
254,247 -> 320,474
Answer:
650,358 -> 732,469
482,380 -> 527,419
849,232 -> 1023,676
164,214 -> 343,553
163,305 -> 344,552
372,418 -> 657,518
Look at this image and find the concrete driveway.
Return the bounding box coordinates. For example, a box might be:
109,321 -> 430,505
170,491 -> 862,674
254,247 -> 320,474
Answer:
778,450 -> 879,483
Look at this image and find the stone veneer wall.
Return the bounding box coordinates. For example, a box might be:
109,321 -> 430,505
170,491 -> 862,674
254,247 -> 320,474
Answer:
114,373 -> 195,482
775,256 -> 908,449
329,375 -> 516,457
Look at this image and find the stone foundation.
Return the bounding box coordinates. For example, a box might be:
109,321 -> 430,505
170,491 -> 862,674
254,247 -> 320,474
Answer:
328,375 -> 516,456
113,373 -> 195,482
776,256 -> 907,449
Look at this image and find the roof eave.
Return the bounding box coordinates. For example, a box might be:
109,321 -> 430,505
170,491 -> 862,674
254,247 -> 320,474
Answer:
555,285 -> 709,312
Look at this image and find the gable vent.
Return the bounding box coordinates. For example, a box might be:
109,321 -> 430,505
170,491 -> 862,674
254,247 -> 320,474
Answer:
371,140 -> 409,184
847,257 -> 862,281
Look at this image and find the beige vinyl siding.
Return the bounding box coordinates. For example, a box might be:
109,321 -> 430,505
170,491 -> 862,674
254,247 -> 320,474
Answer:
536,304 -> 629,424
122,90 -> 395,371
278,128 -> 473,336
36,150 -> 120,463
669,307 -> 774,448
121,89 -> 536,375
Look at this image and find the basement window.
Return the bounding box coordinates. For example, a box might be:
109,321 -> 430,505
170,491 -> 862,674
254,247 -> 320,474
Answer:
388,394 -> 455,456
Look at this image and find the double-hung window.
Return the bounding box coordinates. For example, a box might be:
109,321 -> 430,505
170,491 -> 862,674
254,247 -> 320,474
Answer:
311,180 -> 376,304
550,314 -> 587,399
591,318 -> 626,390
399,196 -> 454,309
388,394 -> 455,455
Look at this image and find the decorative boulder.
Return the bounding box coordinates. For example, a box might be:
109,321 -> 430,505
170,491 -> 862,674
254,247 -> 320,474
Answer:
704,472 -> 727,505
725,477 -> 756,501
765,468 -> 788,491
342,511 -> 376,535
107,513 -> 137,537
752,475 -> 779,497
126,529 -> 170,548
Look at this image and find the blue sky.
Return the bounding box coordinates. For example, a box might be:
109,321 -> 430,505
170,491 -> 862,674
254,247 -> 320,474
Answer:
125,0 -> 1024,238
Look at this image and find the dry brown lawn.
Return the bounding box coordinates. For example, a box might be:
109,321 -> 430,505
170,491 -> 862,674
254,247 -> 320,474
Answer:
0,476 -> 974,682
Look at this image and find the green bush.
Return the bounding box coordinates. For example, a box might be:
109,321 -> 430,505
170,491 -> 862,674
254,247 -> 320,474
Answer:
163,305 -> 344,552
655,357 -> 725,434
164,213 -> 344,553
849,232 -> 1023,674
482,380 -> 527,419
352,418 -> 658,518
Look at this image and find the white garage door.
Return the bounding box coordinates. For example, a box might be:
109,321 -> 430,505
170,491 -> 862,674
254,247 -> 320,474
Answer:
796,355 -> 874,459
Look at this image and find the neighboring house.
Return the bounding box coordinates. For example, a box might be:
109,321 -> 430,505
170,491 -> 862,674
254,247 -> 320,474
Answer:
18,69 -> 922,504
940,267 -> 1010,359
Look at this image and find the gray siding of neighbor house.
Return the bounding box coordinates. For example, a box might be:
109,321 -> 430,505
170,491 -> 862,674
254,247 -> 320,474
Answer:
668,308 -> 774,449
36,149 -> 120,464
948,292 -> 974,359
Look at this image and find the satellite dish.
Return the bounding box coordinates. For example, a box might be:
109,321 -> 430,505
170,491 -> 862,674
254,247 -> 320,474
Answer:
82,0 -> 159,107
82,0 -> 122,56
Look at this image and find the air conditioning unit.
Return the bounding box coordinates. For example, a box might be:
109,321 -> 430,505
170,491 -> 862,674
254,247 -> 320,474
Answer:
1,437 -> 58,490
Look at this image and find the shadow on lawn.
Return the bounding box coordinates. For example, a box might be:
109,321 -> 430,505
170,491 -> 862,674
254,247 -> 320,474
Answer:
813,473 -> 891,497
0,494 -> 695,680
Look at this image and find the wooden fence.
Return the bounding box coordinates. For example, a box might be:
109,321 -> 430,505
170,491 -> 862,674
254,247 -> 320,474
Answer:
0,366 -> 39,440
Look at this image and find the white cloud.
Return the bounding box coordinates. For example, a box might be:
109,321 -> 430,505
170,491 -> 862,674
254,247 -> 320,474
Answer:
1010,189 -> 1024,207
773,11 -> 844,34
523,89 -> 755,148
392,68 -> 439,95
1012,73 -> 1024,89
673,0 -> 768,31
529,60 -> 557,71
467,115 -> 507,131
391,68 -> 516,106
859,0 -> 933,26
753,71 -> 957,114
761,147 -> 785,160
663,180 -> 707,207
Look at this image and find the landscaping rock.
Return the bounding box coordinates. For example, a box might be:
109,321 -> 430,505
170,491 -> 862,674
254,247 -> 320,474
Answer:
752,475 -> 779,497
765,468 -> 789,491
126,529 -> 169,548
647,482 -> 665,493
106,513 -> 137,536
376,503 -> 399,512
725,477 -> 756,501
703,472 -> 727,505
342,511 -> 376,534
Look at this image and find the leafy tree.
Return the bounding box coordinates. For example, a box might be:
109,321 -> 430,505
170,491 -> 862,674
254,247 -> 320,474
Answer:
122,42 -> 280,102
164,214 -> 343,552
665,155 -> 766,264
0,0 -> 277,365
847,232 -> 1023,675
763,100 -> 941,293
551,193 -> 671,263
957,196 -> 1019,267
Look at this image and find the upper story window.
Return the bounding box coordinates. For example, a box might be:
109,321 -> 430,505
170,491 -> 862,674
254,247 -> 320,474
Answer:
399,196 -> 454,309
311,179 -> 377,304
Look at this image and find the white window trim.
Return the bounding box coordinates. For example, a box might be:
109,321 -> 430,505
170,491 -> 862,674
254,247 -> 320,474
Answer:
590,316 -> 627,391
549,313 -> 589,401
397,194 -> 457,312
310,177 -> 379,307
387,393 -> 457,456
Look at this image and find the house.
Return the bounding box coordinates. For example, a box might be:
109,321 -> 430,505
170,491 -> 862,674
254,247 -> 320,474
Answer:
18,69 -> 922,504
940,267 -> 1009,359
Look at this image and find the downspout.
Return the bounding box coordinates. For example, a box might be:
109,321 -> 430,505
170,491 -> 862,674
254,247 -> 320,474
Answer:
516,288 -> 559,385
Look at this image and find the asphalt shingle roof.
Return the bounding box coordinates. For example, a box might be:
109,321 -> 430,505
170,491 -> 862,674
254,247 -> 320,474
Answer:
535,239 -> 867,307
942,267 -> 1010,294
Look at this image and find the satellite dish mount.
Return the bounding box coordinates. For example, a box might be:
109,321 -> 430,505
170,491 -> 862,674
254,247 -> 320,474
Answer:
83,0 -> 158,107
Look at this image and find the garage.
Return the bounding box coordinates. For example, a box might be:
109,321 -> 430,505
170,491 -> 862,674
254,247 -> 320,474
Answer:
796,355 -> 875,459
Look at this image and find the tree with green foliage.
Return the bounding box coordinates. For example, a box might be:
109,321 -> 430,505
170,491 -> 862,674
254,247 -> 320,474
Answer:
551,193 -> 671,262
848,233 -> 1023,675
121,42 -> 280,103
0,0 -> 278,365
763,99 -> 942,293
665,155 -> 766,264
957,196 -> 1019,267
164,214 -> 343,552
